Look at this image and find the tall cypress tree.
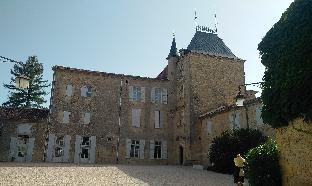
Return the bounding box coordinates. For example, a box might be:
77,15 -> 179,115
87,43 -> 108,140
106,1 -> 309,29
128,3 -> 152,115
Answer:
2,56 -> 50,108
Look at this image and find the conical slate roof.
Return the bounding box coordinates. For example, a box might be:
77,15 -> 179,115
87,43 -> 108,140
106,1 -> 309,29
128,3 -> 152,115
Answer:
187,31 -> 236,58
167,37 -> 178,59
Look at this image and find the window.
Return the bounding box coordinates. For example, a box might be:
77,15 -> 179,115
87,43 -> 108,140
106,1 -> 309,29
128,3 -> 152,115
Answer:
62,111 -> 71,124
154,110 -> 163,128
130,140 -> 140,158
83,112 -> 91,124
154,141 -> 162,159
256,106 -> 263,126
129,86 -> 145,102
81,136 -> 90,146
206,120 -> 213,135
132,109 -> 141,127
81,148 -> 89,158
81,86 -> 92,97
65,84 -> 73,96
155,88 -> 162,103
133,86 -> 141,101
151,87 -> 168,104
54,136 -> 64,157
229,112 -> 240,129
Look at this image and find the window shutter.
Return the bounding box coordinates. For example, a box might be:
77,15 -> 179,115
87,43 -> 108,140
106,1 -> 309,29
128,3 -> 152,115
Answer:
162,140 -> 167,159
154,111 -> 160,128
151,87 -> 155,103
160,111 -> 164,128
149,140 -> 155,159
141,87 -> 145,102
47,134 -> 56,162
139,140 -> 145,159
207,121 -> 213,135
256,107 -> 263,125
25,138 -> 35,162
90,136 -> 96,163
229,114 -> 234,130
131,109 -> 136,127
66,84 -> 73,96
162,88 -> 168,104
128,86 -> 133,102
125,138 -> 131,159
235,113 -> 240,128
81,86 -> 87,97
74,135 -> 82,163
9,137 -> 17,161
137,109 -> 141,127
63,111 -> 70,124
63,135 -> 71,162
84,112 -> 91,124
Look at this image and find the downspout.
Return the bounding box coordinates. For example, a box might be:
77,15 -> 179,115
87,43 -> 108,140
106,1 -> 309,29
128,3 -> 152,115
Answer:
116,78 -> 123,163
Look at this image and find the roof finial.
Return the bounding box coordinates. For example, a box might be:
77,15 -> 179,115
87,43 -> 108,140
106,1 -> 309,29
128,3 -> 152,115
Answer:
194,8 -> 198,27
214,14 -> 218,33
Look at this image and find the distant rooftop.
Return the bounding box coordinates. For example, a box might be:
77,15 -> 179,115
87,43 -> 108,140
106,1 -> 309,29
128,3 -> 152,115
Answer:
187,29 -> 236,59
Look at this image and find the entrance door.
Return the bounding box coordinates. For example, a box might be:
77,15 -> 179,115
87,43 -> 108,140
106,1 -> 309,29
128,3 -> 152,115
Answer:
179,146 -> 184,165
16,135 -> 29,162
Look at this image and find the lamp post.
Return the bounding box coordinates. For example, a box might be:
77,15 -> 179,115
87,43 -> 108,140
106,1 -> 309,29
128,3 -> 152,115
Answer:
0,56 -> 30,89
235,82 -> 262,129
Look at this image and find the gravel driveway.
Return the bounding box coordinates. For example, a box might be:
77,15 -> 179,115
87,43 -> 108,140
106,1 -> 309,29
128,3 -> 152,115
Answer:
0,163 -> 235,186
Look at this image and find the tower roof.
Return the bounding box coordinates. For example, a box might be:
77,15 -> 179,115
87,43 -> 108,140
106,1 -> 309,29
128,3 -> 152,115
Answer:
167,35 -> 178,59
187,30 -> 236,58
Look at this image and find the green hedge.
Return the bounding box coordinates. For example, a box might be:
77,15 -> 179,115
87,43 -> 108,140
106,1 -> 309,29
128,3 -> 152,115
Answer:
209,128 -> 267,174
245,140 -> 282,186
258,0 -> 312,128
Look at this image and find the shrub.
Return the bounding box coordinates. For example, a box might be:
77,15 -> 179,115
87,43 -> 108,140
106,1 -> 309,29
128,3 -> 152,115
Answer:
245,139 -> 282,186
209,128 -> 267,174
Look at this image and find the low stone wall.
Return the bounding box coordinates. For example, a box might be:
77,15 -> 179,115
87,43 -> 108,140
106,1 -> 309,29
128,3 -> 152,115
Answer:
276,118 -> 312,186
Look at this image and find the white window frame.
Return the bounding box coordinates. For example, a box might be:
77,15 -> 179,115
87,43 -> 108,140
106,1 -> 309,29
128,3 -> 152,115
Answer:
154,88 -> 162,103
130,140 -> 140,158
81,86 -> 92,97
133,86 -> 141,101
62,111 -> 71,124
65,84 -> 73,96
132,109 -> 141,127
83,112 -> 91,125
154,141 -> 162,159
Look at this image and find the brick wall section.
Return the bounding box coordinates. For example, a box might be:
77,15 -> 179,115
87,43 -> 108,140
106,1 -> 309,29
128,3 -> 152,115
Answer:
276,118 -> 312,186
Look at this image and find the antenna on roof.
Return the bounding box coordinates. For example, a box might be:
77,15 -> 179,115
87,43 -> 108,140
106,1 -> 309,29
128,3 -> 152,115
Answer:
214,14 -> 218,33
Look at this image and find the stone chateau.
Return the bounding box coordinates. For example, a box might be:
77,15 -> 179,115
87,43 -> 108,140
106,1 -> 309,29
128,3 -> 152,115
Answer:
1,26 -> 272,166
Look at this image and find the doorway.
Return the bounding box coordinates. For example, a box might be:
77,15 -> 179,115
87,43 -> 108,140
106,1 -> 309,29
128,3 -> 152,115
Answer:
179,146 -> 184,165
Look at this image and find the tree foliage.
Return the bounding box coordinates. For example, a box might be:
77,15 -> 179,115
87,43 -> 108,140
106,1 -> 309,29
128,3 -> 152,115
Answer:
2,56 -> 50,108
209,128 -> 268,174
258,0 -> 312,127
245,140 -> 282,186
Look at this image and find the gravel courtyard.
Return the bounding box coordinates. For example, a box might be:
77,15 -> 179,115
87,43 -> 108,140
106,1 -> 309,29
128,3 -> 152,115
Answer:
0,163 -> 236,186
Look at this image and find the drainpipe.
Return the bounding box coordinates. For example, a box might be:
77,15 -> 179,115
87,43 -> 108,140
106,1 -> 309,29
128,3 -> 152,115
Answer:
116,79 -> 123,164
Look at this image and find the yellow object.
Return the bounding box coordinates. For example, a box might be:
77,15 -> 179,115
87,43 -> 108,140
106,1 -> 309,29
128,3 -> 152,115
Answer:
234,155 -> 245,167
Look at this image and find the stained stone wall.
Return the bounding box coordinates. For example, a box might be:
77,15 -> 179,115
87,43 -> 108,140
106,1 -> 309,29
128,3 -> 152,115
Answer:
50,67 -> 170,164
197,100 -> 275,167
276,118 -> 312,186
0,118 -> 47,162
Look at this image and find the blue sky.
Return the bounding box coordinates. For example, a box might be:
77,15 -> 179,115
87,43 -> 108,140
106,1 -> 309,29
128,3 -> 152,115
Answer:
0,0 -> 293,107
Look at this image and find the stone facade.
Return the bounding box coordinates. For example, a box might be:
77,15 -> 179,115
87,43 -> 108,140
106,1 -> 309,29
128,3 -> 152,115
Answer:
0,108 -> 48,162
196,98 -> 275,167
276,118 -> 312,186
49,67 -> 170,164
47,29 -> 267,165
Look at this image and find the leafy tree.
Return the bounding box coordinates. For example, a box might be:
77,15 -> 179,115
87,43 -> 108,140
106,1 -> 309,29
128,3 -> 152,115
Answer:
2,56 -> 50,108
258,0 -> 312,127
209,128 -> 268,174
245,140 -> 282,186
